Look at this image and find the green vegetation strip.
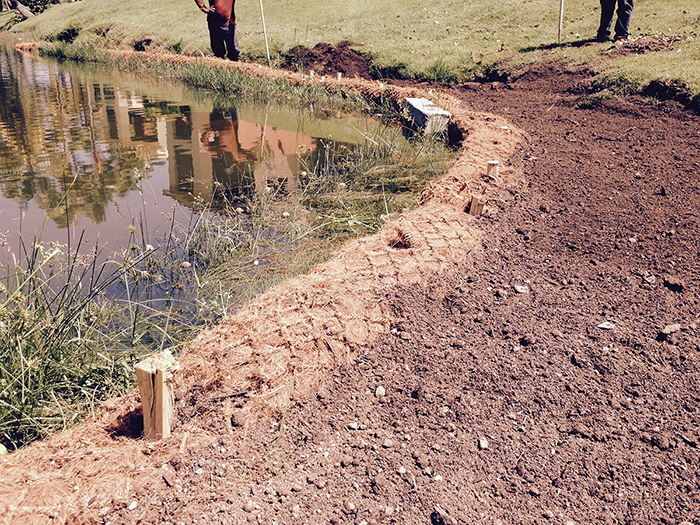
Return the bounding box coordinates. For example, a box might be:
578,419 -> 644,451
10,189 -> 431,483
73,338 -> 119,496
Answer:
2,0 -> 699,96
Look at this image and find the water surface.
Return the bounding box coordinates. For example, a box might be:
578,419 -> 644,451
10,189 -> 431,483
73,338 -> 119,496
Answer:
0,46 -> 385,264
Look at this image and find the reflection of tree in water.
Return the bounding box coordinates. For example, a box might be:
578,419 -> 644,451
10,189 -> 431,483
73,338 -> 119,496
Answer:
0,47 -> 164,227
1,48 -> 373,233
0,151 -> 151,228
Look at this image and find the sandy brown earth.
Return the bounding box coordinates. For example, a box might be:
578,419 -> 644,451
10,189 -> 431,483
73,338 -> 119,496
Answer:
2,41 -> 700,525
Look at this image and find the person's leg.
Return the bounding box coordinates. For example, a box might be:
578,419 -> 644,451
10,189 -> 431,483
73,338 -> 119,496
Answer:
597,0 -> 616,41
208,18 -> 226,58
614,0 -> 633,40
222,23 -> 240,61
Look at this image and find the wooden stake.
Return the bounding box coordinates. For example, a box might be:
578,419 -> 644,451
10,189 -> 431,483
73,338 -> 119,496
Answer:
468,195 -> 486,216
8,0 -> 34,19
487,160 -> 499,180
135,351 -> 179,440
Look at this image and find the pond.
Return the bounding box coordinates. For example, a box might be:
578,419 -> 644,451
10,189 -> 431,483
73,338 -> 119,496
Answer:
0,45 -> 392,270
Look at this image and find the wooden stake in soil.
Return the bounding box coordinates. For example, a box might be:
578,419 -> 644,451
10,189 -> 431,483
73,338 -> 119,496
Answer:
468,195 -> 486,216
487,160 -> 499,180
135,351 -> 179,440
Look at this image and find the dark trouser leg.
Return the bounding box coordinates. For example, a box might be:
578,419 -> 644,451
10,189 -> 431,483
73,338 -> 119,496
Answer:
208,18 -> 226,58
614,0 -> 633,40
222,23 -> 240,61
597,0 -> 616,41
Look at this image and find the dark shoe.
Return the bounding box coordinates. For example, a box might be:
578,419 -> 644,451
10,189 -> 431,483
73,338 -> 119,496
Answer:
596,34 -> 611,43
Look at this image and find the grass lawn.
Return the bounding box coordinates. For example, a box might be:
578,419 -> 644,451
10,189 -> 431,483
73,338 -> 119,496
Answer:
4,0 -> 700,92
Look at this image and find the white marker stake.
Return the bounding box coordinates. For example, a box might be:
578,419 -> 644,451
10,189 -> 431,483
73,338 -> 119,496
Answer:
558,0 -> 564,42
259,0 -> 271,66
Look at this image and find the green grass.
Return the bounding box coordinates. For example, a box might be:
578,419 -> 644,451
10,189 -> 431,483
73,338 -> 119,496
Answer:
0,234 -> 145,448
3,0 -> 700,95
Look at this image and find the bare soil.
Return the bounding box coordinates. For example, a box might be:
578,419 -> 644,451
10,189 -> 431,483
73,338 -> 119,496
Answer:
282,41 -> 373,80
2,42 -> 700,525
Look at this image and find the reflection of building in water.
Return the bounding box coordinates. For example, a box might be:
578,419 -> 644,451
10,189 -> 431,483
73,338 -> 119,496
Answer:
164,106 -> 320,206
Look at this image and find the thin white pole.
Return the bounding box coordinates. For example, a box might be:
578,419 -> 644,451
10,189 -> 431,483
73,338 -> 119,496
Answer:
259,0 -> 271,67
558,0 -> 564,42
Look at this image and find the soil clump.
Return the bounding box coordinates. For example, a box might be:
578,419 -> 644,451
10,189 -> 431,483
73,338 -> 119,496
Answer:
282,41 -> 373,80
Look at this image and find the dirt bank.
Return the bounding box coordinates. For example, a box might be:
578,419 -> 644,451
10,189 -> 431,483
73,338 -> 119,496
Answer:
2,45 -> 700,525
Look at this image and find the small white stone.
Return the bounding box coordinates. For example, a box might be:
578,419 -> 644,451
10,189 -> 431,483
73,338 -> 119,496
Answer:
434,474 -> 443,481
398,466 -> 406,474
128,501 -> 137,510
375,386 -> 386,397
661,323 -> 682,335
478,438 -> 489,450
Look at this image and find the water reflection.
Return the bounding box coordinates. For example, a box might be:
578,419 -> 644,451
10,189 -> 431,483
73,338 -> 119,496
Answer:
167,103 -> 311,208
0,46 -> 380,254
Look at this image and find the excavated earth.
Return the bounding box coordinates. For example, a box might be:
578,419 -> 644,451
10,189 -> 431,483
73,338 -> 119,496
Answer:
2,41 -> 700,525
